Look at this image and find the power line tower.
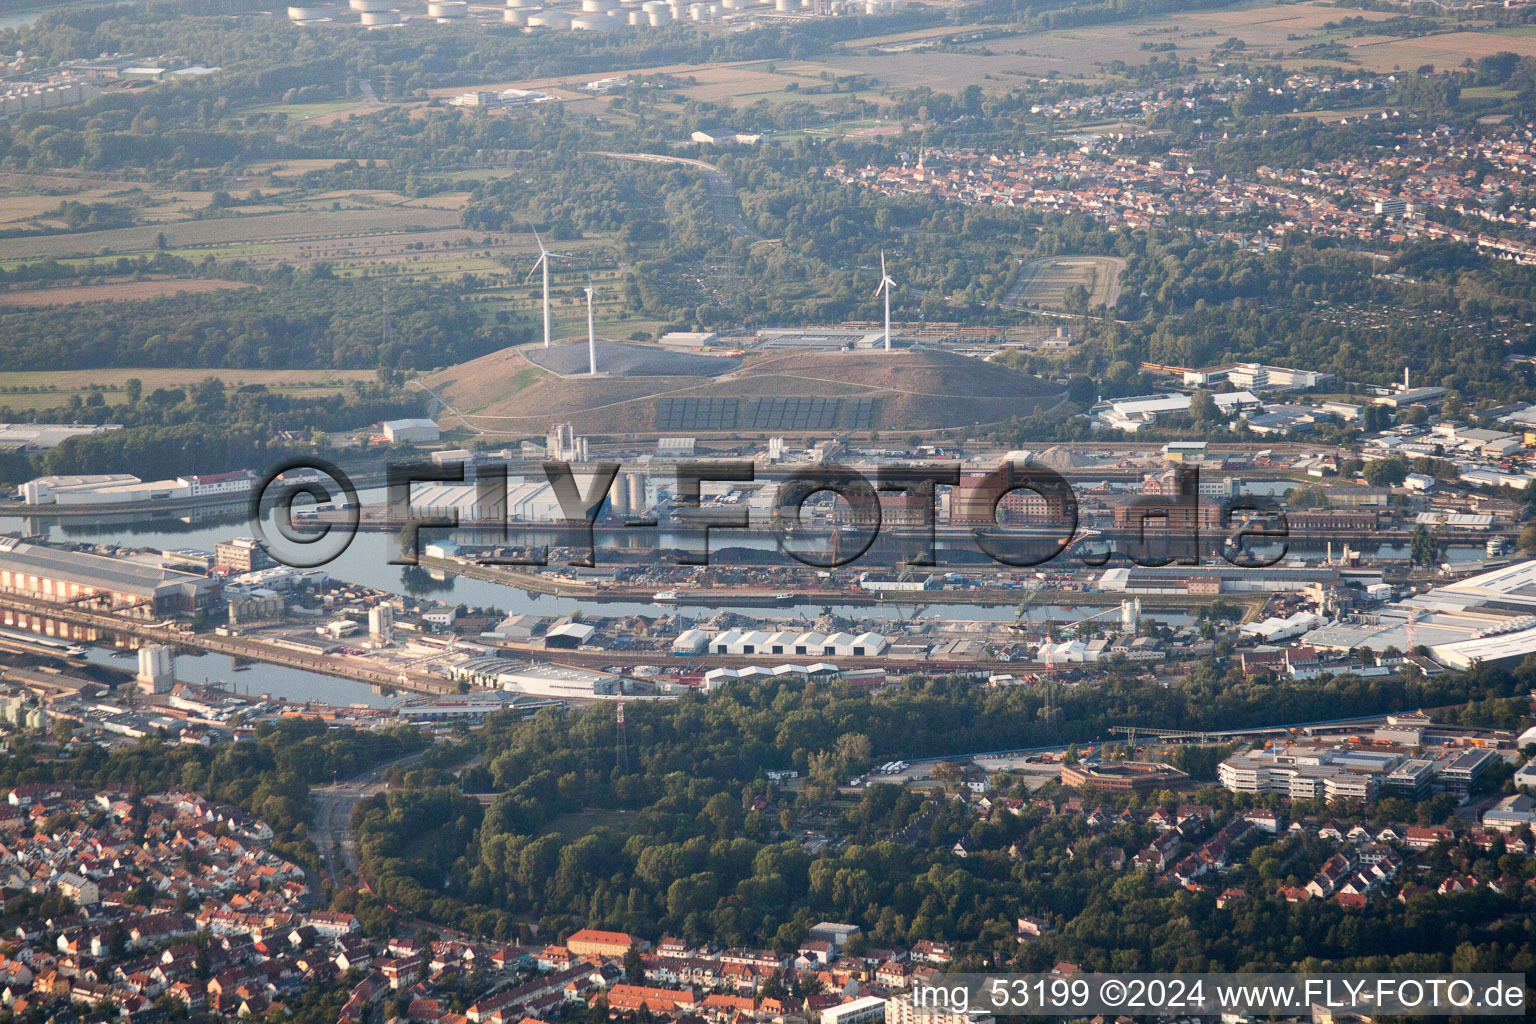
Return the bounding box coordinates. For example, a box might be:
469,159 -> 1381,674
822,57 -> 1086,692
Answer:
380,70 -> 394,102
616,700 -> 630,773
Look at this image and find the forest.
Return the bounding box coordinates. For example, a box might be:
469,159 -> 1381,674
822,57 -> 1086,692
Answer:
351,662 -> 1535,968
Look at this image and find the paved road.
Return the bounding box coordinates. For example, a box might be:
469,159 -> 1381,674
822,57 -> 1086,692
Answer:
592,151 -> 764,240
310,749 -> 432,894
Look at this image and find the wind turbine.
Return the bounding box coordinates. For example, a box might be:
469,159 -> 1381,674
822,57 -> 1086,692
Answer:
585,275 -> 598,376
524,227 -> 574,348
873,250 -> 895,351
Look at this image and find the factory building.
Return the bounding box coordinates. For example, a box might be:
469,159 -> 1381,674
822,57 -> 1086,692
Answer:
1305,559 -> 1536,668
381,418 -> 441,443
19,470 -> 253,507
214,537 -> 274,574
495,663 -> 619,697
950,471 -> 1072,527
0,541 -> 221,616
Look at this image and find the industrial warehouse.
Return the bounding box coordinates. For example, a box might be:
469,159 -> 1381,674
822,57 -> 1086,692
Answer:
0,540 -> 222,616
1301,559 -> 1536,669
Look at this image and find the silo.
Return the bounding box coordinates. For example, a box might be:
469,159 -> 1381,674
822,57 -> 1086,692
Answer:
427,0 -> 466,15
360,9 -> 401,22
608,474 -> 630,517
626,472 -> 646,513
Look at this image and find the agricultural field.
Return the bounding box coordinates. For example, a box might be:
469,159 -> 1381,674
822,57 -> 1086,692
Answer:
0,368 -> 379,412
1009,256 -> 1125,310
0,278 -> 253,308
470,266 -> 636,331
799,2 -> 1411,89
1330,27 -> 1536,73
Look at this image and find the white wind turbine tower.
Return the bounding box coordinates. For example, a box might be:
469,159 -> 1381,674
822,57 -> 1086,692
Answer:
585,275 -> 598,375
524,227 -> 574,348
873,250 -> 895,351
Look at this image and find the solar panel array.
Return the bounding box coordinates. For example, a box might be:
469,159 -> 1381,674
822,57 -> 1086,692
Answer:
654,396 -> 878,431
843,397 -> 876,429
656,398 -> 739,431
742,397 -> 841,430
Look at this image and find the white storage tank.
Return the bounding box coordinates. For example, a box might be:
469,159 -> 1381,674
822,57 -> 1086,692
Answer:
427,0 -> 466,15
503,7 -> 530,20
360,8 -> 401,22
646,8 -> 669,22
570,13 -> 616,28
627,9 -> 645,23
286,5 -> 331,19
527,9 -> 572,26
350,0 -> 392,11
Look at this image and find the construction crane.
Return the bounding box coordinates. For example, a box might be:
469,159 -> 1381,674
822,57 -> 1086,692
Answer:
1065,604 -> 1126,632
1008,589 -> 1039,632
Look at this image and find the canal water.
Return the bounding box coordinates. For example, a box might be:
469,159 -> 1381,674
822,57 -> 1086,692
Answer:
0,491 -> 1492,704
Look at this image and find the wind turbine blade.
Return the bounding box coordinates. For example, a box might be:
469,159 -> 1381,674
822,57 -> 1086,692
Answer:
880,251 -> 887,276
531,226 -> 546,255
523,256 -> 542,284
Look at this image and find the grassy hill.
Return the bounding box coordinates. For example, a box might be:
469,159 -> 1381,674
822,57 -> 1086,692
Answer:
421,343 -> 1066,436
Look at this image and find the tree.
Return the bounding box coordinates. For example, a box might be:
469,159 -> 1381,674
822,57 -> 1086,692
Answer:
1065,376 -> 1097,406
1188,390 -> 1219,423
1410,524 -> 1439,567
1363,458 -> 1408,487
624,943 -> 644,983
1520,522 -> 1536,555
